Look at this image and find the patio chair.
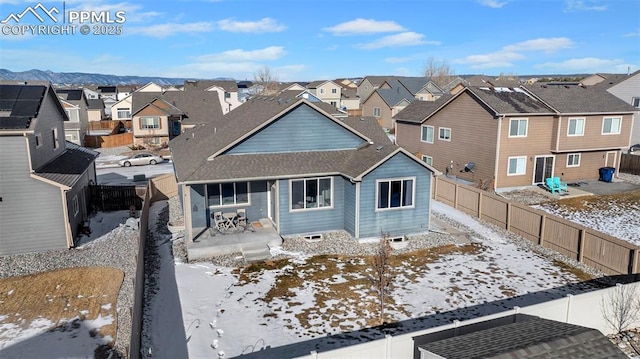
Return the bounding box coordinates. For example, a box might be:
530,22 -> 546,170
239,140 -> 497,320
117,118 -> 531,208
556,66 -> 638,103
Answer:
236,209 -> 247,227
552,177 -> 568,192
212,211 -> 229,231
545,178 -> 560,194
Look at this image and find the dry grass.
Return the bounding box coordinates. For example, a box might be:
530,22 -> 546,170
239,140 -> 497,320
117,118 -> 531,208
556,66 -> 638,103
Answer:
0,267 -> 123,346
551,259 -> 595,282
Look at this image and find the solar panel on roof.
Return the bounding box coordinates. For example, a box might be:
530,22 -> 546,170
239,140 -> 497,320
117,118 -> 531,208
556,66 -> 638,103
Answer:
0,99 -> 16,111
0,85 -> 22,100
0,116 -> 30,129
18,86 -> 46,100
11,100 -> 40,116
66,90 -> 82,101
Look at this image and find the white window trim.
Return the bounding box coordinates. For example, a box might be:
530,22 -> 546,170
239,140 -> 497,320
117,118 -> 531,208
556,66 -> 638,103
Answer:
601,117 -> 621,135
438,127 -> 451,142
507,156 -> 527,176
289,177 -> 334,212
632,97 -> 640,108
373,107 -> 381,118
141,116 -> 160,130
73,195 -> 79,216
375,176 -> 416,212
567,118 -> 585,137
567,153 -> 581,167
421,125 -> 434,144
207,182 -> 251,208
508,118 -> 528,138
421,155 -> 433,166
52,128 -> 59,150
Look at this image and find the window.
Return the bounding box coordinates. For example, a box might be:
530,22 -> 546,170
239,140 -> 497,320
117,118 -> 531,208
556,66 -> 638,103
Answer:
438,127 -> 451,141
507,156 -> 526,175
567,153 -> 580,167
330,101 -> 337,107
509,118 -> 528,137
421,125 -> 434,143
376,177 -> 415,210
208,182 -> 249,207
117,108 -> 131,119
141,116 -> 160,129
65,109 -> 71,121
291,177 -> 332,210
320,88 -> 325,94
632,97 -> 640,108
602,117 -> 621,135
421,155 -> 433,166
373,107 -> 381,118
567,118 -> 585,136
52,128 -> 59,149
73,195 -> 79,216
224,92 -> 231,99
35,133 -> 42,148
331,88 -> 337,94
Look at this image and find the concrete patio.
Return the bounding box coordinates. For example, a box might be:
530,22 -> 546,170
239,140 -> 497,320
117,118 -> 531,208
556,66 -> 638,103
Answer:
527,178 -> 640,200
187,218 -> 282,262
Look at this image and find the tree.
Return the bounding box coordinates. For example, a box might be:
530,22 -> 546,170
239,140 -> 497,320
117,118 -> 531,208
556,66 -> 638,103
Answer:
423,57 -> 455,88
601,283 -> 640,334
253,65 -> 280,95
370,234 -> 394,325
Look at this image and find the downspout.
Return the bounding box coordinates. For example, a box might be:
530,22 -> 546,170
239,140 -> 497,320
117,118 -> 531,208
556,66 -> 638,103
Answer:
493,115 -> 504,191
61,189 -> 73,248
555,115 -> 562,152
354,181 -> 361,239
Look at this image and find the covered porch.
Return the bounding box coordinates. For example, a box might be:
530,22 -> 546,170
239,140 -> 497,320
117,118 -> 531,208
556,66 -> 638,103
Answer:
187,218 -> 282,262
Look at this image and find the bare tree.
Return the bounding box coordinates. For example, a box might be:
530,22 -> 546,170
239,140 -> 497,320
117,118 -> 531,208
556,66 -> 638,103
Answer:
253,65 -> 280,95
423,57 -> 455,88
370,234 -> 394,325
601,283 -> 640,334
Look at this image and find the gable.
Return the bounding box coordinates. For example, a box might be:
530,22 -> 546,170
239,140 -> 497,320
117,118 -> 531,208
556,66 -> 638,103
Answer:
135,104 -> 168,117
225,104 -> 365,155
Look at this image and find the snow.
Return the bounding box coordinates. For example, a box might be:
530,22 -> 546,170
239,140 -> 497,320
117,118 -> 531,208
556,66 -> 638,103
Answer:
96,162 -> 174,185
75,210 -> 130,247
140,200 -> 601,358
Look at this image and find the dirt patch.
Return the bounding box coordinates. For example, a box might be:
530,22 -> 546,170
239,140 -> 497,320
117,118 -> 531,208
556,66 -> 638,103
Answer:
0,267 -> 123,347
556,189 -> 640,212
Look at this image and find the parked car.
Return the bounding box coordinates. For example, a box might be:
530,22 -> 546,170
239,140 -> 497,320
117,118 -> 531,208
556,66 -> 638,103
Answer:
119,153 -> 164,167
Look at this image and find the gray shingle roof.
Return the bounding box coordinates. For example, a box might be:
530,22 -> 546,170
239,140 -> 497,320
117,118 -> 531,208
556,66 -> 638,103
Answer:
523,84 -> 637,113
169,97 -> 402,183
34,141 -> 98,188
131,90 -> 222,126
87,98 -> 104,110
362,76 -> 391,87
393,94 -> 454,124
469,86 -> 554,115
393,76 -> 433,94
376,80 -> 416,108
183,80 -> 238,92
420,316 -> 627,359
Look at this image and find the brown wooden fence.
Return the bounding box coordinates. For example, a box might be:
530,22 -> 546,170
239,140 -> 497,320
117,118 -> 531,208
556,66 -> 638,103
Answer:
433,176 -> 640,275
84,132 -> 133,148
148,173 -> 178,202
620,153 -> 640,175
89,185 -> 144,211
89,120 -> 132,132
347,109 -> 363,117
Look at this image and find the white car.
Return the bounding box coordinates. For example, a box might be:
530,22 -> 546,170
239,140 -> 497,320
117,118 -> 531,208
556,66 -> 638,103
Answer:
118,153 -> 164,167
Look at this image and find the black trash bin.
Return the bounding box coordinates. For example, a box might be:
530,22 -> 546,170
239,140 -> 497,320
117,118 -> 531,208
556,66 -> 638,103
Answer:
599,167 -> 615,183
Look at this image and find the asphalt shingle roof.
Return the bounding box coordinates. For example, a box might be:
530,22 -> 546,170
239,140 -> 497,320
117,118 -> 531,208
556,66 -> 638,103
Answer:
420,316 -> 627,359
376,80 -> 416,107
523,84 -> 637,113
468,86 -> 554,114
169,96 -> 400,183
131,90 -> 223,126
34,142 -> 98,188
393,94 -> 454,124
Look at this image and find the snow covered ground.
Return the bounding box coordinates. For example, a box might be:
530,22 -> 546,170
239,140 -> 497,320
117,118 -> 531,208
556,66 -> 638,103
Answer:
142,201 -> 604,359
96,162 -> 174,185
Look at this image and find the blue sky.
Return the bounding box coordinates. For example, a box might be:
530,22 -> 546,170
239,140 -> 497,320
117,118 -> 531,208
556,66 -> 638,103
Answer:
0,0 -> 639,81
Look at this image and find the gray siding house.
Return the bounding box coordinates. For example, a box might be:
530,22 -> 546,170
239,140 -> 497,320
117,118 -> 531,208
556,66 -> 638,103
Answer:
170,93 -> 435,242
0,83 -> 98,255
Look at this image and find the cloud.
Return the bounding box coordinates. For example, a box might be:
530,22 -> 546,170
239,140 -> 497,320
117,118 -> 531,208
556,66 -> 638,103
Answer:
126,22 -> 214,38
217,17 -> 286,33
457,37 -> 574,68
624,29 -> 640,38
535,57 -> 636,73
478,0 -> 508,8
323,18 -> 405,35
564,0 -> 607,12
193,46 -> 286,62
384,57 -> 412,63
358,32 -> 439,49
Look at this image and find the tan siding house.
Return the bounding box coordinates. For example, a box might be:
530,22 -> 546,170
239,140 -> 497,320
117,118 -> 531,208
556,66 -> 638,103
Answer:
395,85 -> 636,190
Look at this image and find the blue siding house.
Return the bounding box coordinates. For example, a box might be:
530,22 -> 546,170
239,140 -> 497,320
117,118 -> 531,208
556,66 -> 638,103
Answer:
169,91 -> 435,242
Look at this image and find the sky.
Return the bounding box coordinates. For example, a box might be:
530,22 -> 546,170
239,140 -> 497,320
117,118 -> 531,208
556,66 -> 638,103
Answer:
0,0 -> 639,82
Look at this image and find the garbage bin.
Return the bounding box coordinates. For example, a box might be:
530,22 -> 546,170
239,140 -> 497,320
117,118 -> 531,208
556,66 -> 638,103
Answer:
599,167 -> 615,183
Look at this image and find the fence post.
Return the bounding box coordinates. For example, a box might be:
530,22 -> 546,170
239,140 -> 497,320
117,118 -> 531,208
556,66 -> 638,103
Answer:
539,215 -> 546,246
630,248 -> 639,275
506,202 -> 512,231
565,294 -> 573,323
453,184 -> 458,209
477,192 -> 483,219
385,334 -> 393,359
433,176 -> 438,200
577,229 -> 586,263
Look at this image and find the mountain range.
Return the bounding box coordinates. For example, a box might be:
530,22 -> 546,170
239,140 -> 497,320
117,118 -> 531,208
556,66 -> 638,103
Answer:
0,69 -> 220,86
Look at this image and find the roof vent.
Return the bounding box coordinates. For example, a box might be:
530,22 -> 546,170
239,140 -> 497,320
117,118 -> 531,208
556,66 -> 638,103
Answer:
376,145 -> 384,151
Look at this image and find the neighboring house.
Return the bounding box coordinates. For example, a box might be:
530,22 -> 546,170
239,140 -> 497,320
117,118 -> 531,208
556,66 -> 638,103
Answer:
417,314 -> 627,359
86,98 -> 105,122
340,88 -> 360,111
130,88 -> 223,146
56,89 -> 89,146
97,85 -> 117,100
169,94 -> 435,244
306,80 -> 342,108
280,82 -> 307,92
83,87 -> 100,100
394,84 -> 635,190
362,79 -> 416,130
356,75 -> 389,104
0,82 -> 98,255
110,82 -> 166,122
383,76 -> 444,101
237,80 -> 252,102
116,84 -> 138,101
587,70 -> 640,148
183,80 -> 242,114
